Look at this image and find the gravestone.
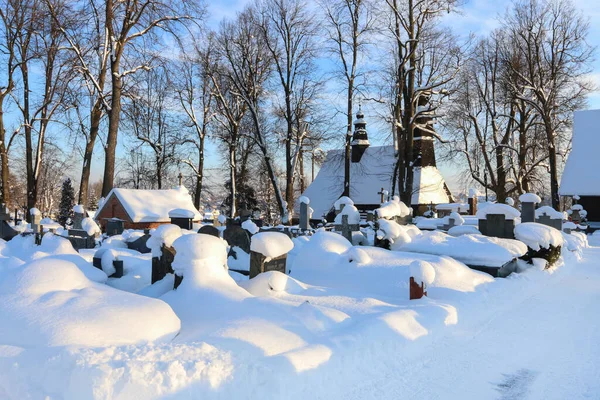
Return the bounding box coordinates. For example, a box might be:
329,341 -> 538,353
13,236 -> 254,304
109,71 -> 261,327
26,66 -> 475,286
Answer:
127,233 -> 151,253
106,218 -> 125,236
223,222 -> 251,253
409,277 -> 427,300
30,210 -> 42,234
536,213 -> 562,230
198,225 -> 220,238
468,196 -> 477,216
521,202 -> 535,223
169,209 -> 194,230
440,217 -> 456,231
72,209 -> 84,230
0,204 -> 19,241
478,214 -> 515,239
335,214 -> 359,243
249,252 -> 287,278
151,244 -> 176,284
299,202 -> 310,231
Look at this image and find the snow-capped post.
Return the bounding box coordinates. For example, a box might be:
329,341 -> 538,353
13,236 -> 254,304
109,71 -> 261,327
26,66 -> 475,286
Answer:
334,203 -> 360,243
112,257 -> 124,278
299,196 -> 311,231
30,208 -> 42,234
169,208 -> 194,230
409,261 -> 435,300
570,204 -> 584,225
72,205 -> 85,230
249,232 -> 294,279
468,189 -> 478,216
519,193 -> 541,223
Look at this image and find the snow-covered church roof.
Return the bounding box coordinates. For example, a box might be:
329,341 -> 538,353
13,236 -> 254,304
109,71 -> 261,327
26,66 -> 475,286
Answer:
300,145 -> 450,218
98,186 -> 202,223
560,109 -> 600,196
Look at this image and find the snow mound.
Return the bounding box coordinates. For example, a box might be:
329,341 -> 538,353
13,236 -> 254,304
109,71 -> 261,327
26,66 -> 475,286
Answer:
476,203 -> 520,220
171,233 -> 228,277
514,222 -> 564,251
334,196 -> 354,210
334,204 -> 360,225
377,219 -> 422,247
409,260 -> 436,286
241,271 -> 308,296
81,217 -> 100,236
291,230 -> 351,270
250,232 -> 294,259
298,196 -> 310,204
448,225 -> 481,237
168,208 -> 196,218
242,219 -> 260,234
519,193 -> 542,203
30,208 -> 41,216
73,204 -> 85,214
535,206 -> 563,220
397,231 -> 527,267
147,224 -> 182,257
375,196 -> 411,219
0,258 -> 180,347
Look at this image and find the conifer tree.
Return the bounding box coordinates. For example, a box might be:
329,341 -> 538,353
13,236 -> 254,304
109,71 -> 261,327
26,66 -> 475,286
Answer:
59,178 -> 75,226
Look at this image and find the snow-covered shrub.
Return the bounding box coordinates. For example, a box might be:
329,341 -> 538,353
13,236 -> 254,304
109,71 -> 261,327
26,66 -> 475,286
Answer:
514,223 -> 564,268
448,225 -> 481,237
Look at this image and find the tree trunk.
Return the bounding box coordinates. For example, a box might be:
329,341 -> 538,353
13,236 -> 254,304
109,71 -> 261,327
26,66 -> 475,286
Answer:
78,101 -> 102,206
343,84 -> 352,198
102,55 -> 122,197
0,108 -> 10,206
229,144 -> 236,218
194,135 -> 205,210
544,116 -> 560,209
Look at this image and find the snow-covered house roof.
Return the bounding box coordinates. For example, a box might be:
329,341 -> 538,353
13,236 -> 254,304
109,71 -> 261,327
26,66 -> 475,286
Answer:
560,109 -> 600,196
300,145 -> 451,218
97,187 -> 202,223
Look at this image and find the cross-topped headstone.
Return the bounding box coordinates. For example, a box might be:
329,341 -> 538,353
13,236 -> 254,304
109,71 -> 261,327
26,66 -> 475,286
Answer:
178,172 -> 183,186
377,188 -> 386,204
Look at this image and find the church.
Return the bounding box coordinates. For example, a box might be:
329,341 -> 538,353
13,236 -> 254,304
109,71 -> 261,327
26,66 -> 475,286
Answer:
300,105 -> 452,221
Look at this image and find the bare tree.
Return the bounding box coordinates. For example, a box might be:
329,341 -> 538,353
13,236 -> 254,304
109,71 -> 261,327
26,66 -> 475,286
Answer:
321,0 -> 374,198
503,0 -> 594,208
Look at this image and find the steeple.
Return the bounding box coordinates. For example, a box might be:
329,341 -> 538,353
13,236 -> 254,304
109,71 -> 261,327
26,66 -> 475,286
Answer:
351,103 -> 370,163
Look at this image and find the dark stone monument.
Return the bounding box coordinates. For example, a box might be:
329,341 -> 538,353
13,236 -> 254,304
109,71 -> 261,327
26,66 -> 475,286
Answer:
151,244 -> 176,284
521,202 -> 535,223
478,214 -> 515,239
0,204 -> 18,241
299,201 -> 310,231
334,214 -> 359,243
223,222 -> 251,253
198,225 -> 220,238
468,196 -> 477,216
169,209 -> 194,230
105,218 -> 125,236
127,233 -> 151,253
536,213 -> 562,230
249,252 -> 287,279
112,259 -> 124,278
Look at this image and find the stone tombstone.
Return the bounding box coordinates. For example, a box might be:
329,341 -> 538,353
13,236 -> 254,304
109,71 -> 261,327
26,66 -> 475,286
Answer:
335,214 -> 359,243
72,210 -> 84,230
299,202 -> 310,231
169,209 -> 194,230
151,243 -> 176,284
223,222 -> 251,253
67,229 -> 96,250
571,209 -> 582,224
112,259 -> 124,278
198,225 -> 220,238
30,212 -> 42,234
106,218 -> 125,236
0,204 -> 17,241
127,233 -> 151,254
409,277 -> 427,300
440,217 -> 456,231
536,213 -> 562,231
366,211 -> 374,223
521,202 -> 535,223
249,232 -> 291,279
479,214 -> 515,239
468,196 -> 477,216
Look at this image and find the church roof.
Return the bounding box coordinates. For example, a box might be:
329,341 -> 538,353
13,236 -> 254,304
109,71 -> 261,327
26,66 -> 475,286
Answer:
300,145 -> 451,218
560,109 -> 600,196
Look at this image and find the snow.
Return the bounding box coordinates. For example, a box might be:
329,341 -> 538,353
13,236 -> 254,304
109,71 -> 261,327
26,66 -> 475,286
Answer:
448,225 -> 481,236
514,222 -> 564,251
448,211 -> 465,225
29,208 -> 41,216
374,196 -> 411,218
519,192 -> 542,203
396,231 -> 527,267
334,204 -> 360,224
171,234 -> 228,277
298,196 -> 310,204
411,166 -> 451,205
147,224 -> 182,257
535,206 -> 564,220
435,203 -> 469,213
333,196 -> 354,210
168,208 -> 196,218
250,232 -> 294,259
73,204 -> 85,214
218,214 -> 227,224
560,109 -> 600,195
571,204 -> 583,211
562,221 -> 577,230
409,260 -> 436,286
81,217 -> 101,236
0,257 -> 180,347
505,197 -> 515,206
476,203 -> 520,220
377,219 -> 422,246
241,219 -> 260,234
100,188 -> 201,223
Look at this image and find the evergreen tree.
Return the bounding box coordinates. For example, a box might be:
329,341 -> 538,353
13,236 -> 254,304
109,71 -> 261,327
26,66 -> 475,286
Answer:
88,194 -> 99,210
59,178 -> 75,226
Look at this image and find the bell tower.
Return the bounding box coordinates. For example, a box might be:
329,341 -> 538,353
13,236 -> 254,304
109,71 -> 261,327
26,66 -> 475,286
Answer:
351,104 -> 370,163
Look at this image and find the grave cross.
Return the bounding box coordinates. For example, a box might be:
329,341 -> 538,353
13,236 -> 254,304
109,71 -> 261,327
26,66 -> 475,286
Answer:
341,214 -> 352,242
178,172 -> 183,186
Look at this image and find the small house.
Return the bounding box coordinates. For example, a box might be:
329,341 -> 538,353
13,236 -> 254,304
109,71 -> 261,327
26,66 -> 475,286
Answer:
95,186 -> 202,231
559,109 -> 600,228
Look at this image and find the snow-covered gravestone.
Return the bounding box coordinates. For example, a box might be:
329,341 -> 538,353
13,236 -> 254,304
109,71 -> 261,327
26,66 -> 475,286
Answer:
334,196 -> 354,215
468,188 -> 478,216
334,204 -> 360,242
562,221 -> 577,234
30,208 -> 42,234
0,204 -> 17,241
249,232 -> 294,279
169,208 -> 195,230
72,204 -> 85,230
476,203 -> 520,239
519,193 -> 541,223
409,261 -> 435,300
106,218 -> 125,236
171,233 -> 228,289
299,196 -> 312,231
535,206 -> 563,231
147,224 -> 182,285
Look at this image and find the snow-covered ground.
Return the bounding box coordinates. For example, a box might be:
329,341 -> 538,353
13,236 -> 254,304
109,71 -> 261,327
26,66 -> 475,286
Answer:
0,230 -> 598,399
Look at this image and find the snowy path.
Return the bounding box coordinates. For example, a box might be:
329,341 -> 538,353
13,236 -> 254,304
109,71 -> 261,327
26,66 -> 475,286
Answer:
342,247 -> 600,400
